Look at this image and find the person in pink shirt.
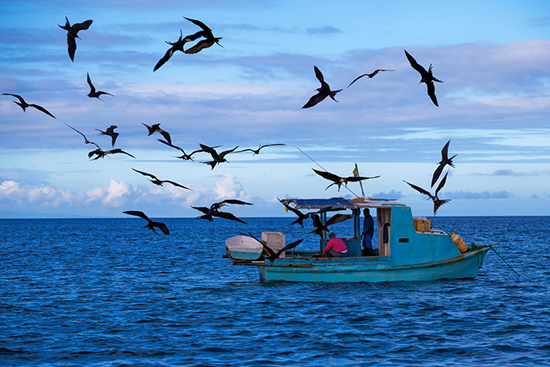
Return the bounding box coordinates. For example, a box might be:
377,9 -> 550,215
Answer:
322,232 -> 348,257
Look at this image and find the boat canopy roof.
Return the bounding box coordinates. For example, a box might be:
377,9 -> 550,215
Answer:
283,197 -> 405,211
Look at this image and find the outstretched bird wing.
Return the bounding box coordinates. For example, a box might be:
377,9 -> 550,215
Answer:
404,50 -> 428,75
435,171 -> 449,197
163,180 -> 191,190
86,73 -> 96,94
212,210 -> 246,224
123,210 -> 151,221
72,19 -> 93,33
347,69 -> 394,88
426,81 -> 438,107
302,91 -> 328,109
132,168 -> 158,180
29,104 -> 56,119
312,169 -> 339,183
326,214 -> 354,226
110,149 -> 135,159
403,180 -> 434,200
220,199 -> 253,206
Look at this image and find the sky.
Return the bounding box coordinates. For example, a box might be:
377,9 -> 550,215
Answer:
1,0 -> 550,219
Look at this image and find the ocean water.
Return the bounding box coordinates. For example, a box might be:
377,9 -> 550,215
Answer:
1,216 -> 549,366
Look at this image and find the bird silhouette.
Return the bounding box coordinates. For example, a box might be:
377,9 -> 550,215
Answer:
326,213 -> 354,226
2,93 -> 56,119
431,139 -> 457,187
132,168 -> 191,190
278,198 -> 313,227
313,168 -> 380,191
142,123 -> 171,144
123,210 -> 170,235
310,213 -> 330,237
95,125 -> 119,147
88,147 -> 135,160
199,144 -> 238,169
58,16 -> 93,62
156,139 -> 207,161
65,123 -> 100,148
183,17 -> 223,54
404,50 -> 443,107
404,172 -> 451,216
249,233 -> 304,263
87,73 -> 114,100
154,29 -> 203,71
347,69 -> 394,88
235,144 -> 285,155
192,199 -> 252,223
302,66 -> 342,108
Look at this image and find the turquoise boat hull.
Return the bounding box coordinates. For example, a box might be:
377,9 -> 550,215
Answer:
256,246 -> 490,283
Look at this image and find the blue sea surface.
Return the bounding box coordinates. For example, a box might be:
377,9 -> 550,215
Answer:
1,216 -> 549,366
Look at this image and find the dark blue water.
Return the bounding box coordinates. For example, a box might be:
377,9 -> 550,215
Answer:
1,216 -> 549,366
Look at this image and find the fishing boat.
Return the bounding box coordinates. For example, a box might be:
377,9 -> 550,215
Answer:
225,197 -> 495,282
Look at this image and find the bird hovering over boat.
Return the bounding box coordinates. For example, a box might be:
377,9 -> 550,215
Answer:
183,17 -> 223,54
192,199 -> 252,224
88,147 -> 135,160
132,168 -> 191,190
310,213 -> 329,237
156,139 -> 206,161
235,144 -> 285,155
347,69 -> 394,88
404,172 -> 451,216
200,144 -> 238,169
87,73 -> 114,100
2,93 -> 56,119
95,125 -> 119,147
313,168 -> 380,191
123,210 -> 170,235
143,123 -> 172,144
251,233 -> 304,263
65,123 -> 100,148
431,139 -> 457,187
302,66 -> 342,109
278,198 -> 313,227
154,29 -> 203,71
404,50 -> 443,107
58,16 -> 93,62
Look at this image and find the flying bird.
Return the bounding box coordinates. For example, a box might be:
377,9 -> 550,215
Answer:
313,168 -> 380,191
65,123 -> 100,148
154,29 -> 203,71
2,93 -> 56,119
95,125 -> 119,147
156,139 -> 205,161
132,168 -> 191,190
192,199 -> 252,223
87,73 -> 114,100
235,144 -> 285,155
58,16 -> 93,62
199,144 -> 238,169
404,50 -> 443,107
278,198 -> 312,227
123,210 -> 170,235
310,213 -> 330,237
326,213 -> 354,226
404,172 -> 451,216
251,234 -> 304,263
347,69 -> 394,88
88,147 -> 135,160
183,17 -> 223,54
302,66 -> 342,108
143,123 -> 171,144
431,139 -> 457,187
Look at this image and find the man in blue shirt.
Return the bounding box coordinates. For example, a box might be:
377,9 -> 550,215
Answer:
360,208 -> 374,256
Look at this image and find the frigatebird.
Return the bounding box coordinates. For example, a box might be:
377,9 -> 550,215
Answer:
87,73 -> 114,100
347,69 -> 394,88
88,147 -> 135,160
313,168 -> 380,191
235,144 -> 285,155
58,16 -> 93,62
154,29 -> 203,71
404,50 -> 443,107
183,17 -> 223,54
65,123 -> 100,148
3,93 -> 56,119
278,198 -> 312,227
157,139 -> 206,161
123,210 -> 170,235
431,139 -> 457,187
143,123 -> 171,144
249,232 -> 304,263
192,199 -> 252,223
302,66 -> 342,108
132,168 -> 191,190
95,125 -> 119,147
199,144 -> 238,169
404,172 -> 451,216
